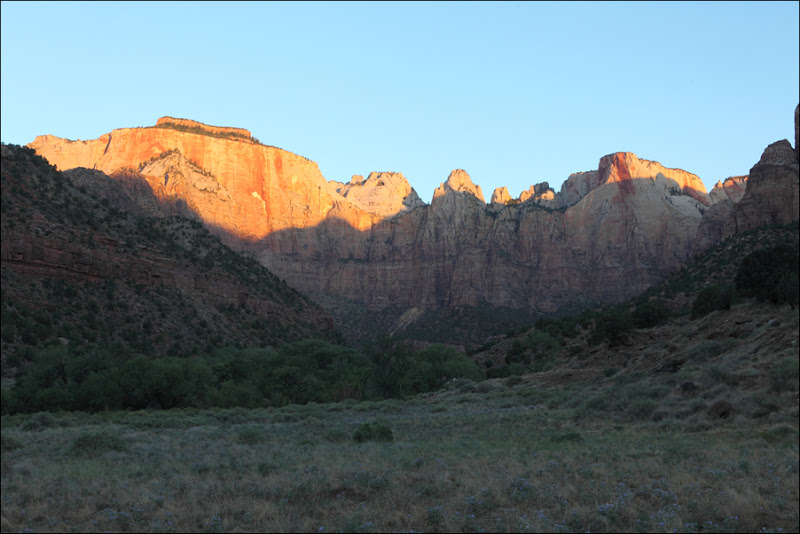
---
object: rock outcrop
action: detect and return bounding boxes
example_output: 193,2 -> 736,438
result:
519,183 -> 558,208
490,186 -> 512,205
697,105 -> 799,247
557,170 -> 602,206
595,152 -> 711,206
26,110 -> 797,316
156,116 -> 254,140
709,176 -> 748,205
29,120 -> 352,241
332,171 -> 425,218
732,139 -> 799,232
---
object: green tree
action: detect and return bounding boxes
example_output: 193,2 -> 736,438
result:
691,284 -> 735,319
735,244 -> 799,307
633,299 -> 671,328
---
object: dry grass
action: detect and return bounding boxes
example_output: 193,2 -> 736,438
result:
2,303 -> 797,533
1,384 -> 797,533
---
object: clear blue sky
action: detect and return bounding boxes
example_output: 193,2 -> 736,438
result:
2,1 -> 798,201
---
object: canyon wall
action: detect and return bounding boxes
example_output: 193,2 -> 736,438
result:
27,110 -> 798,314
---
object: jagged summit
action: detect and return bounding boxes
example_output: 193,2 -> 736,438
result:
333,171 -> 425,218
433,169 -> 485,202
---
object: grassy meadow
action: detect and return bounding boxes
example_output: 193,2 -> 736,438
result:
2,371 -> 797,534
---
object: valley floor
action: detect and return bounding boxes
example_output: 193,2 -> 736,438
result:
2,384 -> 797,533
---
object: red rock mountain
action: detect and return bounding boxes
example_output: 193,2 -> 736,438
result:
1,143 -> 336,357
27,109 -> 799,315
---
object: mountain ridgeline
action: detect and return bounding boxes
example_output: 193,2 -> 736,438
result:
26,109 -> 799,340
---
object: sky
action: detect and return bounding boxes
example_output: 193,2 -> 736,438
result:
1,1 -> 798,202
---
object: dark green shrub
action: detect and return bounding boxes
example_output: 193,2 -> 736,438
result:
749,390 -> 781,418
1,433 -> 23,452
68,431 -> 129,457
769,357 -> 800,392
324,428 -> 349,442
551,431 -> 583,442
735,244 -> 799,307
236,426 -> 266,445
21,411 -> 58,431
633,299 -> 671,328
505,330 -> 561,371
486,366 -> 511,379
257,462 -> 276,476
691,284 -> 735,319
353,421 -> 393,443
687,340 -> 729,362
475,381 -> 495,393
505,375 -> 523,387
626,399 -> 657,420
589,307 -> 634,346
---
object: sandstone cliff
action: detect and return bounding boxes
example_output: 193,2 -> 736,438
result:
697,105 -> 799,247
732,139 -> 799,232
332,172 -> 425,218
709,176 -> 748,205
29,118 -> 365,241
26,111 -> 796,317
490,186 -> 512,205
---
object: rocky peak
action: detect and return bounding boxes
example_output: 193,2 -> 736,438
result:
709,176 -> 748,205
557,170 -> 602,206
433,169 -> 485,203
336,171 -> 425,218
795,104 -> 799,163
25,108 -> 798,320
726,104 -> 799,234
597,152 -> 711,206
490,186 -> 512,205
755,139 -> 796,167
697,104 -> 799,247
519,182 -> 558,208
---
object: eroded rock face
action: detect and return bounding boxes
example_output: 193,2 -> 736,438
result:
490,186 -> 512,205
433,169 -> 485,202
27,113 -> 795,314
794,104 -> 800,163
595,152 -> 711,206
156,116 -> 253,139
709,176 -> 748,205
557,170 -> 601,206
732,140 -> 799,232
29,120 -> 348,241
519,182 -> 558,208
697,105 -> 799,247
334,171 -> 425,218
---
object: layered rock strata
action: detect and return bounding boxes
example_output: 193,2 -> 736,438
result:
0,143 -> 336,348
28,112 -> 797,314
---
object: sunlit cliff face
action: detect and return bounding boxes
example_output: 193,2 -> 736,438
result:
28,117 -> 715,243
27,116 -> 739,311
29,118 -> 434,242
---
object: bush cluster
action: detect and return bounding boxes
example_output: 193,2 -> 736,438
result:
735,244 -> 799,308
352,421 -> 393,443
691,284 -> 735,319
2,339 -> 483,414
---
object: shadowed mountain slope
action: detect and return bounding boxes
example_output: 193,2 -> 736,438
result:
1,144 -> 339,366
